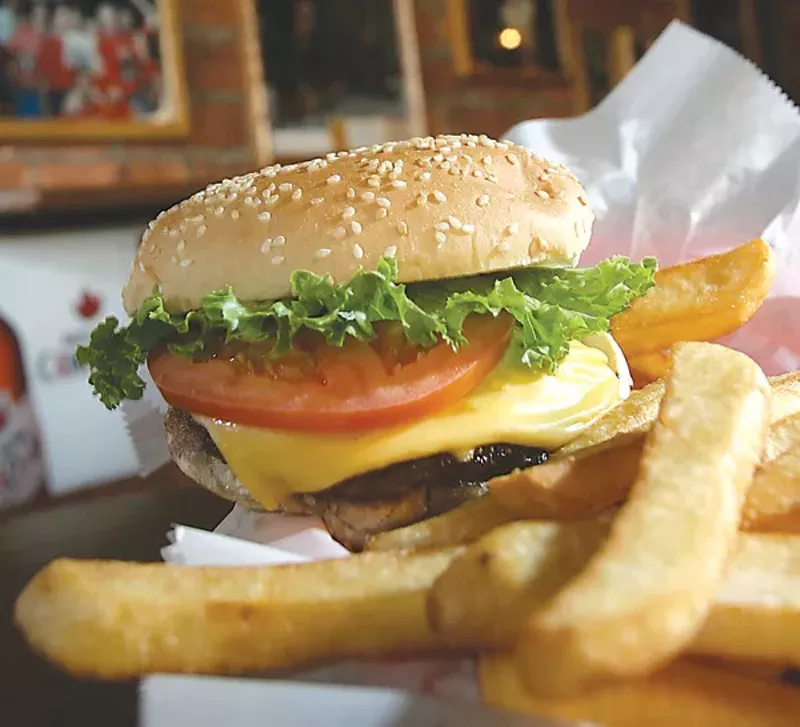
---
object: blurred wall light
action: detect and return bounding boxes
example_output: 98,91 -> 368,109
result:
498,26 -> 523,50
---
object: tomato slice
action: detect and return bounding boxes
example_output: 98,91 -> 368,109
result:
148,315 -> 512,433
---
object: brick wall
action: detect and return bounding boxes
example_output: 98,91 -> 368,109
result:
0,0 -> 266,207
414,0 -> 574,139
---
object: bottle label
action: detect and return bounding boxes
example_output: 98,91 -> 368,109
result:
0,392 -> 46,508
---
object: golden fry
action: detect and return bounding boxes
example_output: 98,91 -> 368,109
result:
494,376 -> 800,523
611,238 -> 776,356
431,519 -> 800,669
364,496 -> 519,552
690,533 -> 800,666
742,442 -> 800,534
556,378 -> 665,458
629,350 -> 670,388
14,548 -> 462,679
480,654 -> 800,727
489,438 -> 643,518
517,342 -> 771,696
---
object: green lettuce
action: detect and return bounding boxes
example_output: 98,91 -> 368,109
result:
76,256 -> 656,409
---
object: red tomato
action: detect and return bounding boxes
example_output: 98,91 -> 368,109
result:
148,315 -> 512,433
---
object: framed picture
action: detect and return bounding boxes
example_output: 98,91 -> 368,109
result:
256,0 -> 425,161
447,0 -> 563,79
0,0 -> 189,140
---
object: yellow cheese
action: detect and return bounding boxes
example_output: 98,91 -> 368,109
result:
200,340 -> 625,509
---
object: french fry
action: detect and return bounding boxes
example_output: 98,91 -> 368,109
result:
489,438 -> 643,519
610,238 -> 776,356
428,520 -> 608,646
430,519 -> 800,669
14,548 -> 463,679
628,350 -> 670,388
516,342 -> 771,696
480,654 -> 800,727
492,377 -> 800,523
556,378 -> 666,458
742,443 -> 800,534
364,495 -> 520,552
691,533 -> 800,667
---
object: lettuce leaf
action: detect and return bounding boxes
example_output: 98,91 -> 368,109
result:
76,256 -> 657,409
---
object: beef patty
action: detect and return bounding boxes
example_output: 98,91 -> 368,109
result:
164,408 -> 549,551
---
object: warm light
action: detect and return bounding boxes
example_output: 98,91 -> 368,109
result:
498,27 -> 522,50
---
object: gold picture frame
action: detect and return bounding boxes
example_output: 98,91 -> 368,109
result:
0,0 -> 189,140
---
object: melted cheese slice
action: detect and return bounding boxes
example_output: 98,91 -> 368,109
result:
200,337 -> 628,509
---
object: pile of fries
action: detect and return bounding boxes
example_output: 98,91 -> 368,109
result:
15,239 -> 800,726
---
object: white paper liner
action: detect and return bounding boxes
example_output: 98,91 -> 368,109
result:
135,20 -> 800,721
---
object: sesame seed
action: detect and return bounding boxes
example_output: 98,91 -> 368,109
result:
243,197 -> 256,206
506,154 -> 519,165
420,171 -> 432,181
138,261 -> 146,272
189,215 -> 204,223
272,255 -> 284,265
347,187 -> 356,199
179,258 -> 193,267
435,222 -> 450,232
435,231 -> 447,245
472,169 -> 484,178
361,191 -> 375,202
545,166 -> 558,174
231,210 -> 240,220
265,195 -> 279,206
351,221 -> 363,235
432,190 -> 447,203
376,208 -> 388,220
505,223 -> 519,236
279,182 -> 293,192
310,197 -> 324,206
416,193 -> 427,206
462,223 -> 475,234
536,190 -> 550,199
343,207 -> 356,219
397,220 -> 409,235
214,206 -> 225,216
353,243 -> 364,259
477,194 -> 490,207
376,197 -> 391,208
440,161 -> 451,171
384,245 -> 397,258
170,255 -> 178,264
447,216 -> 462,230
391,180 -> 407,189
332,226 -> 346,239
578,195 -> 588,206
197,225 -> 207,237
433,154 -> 444,163
486,173 -> 499,184
367,177 -> 381,188
327,174 -> 342,184
482,155 -> 493,165
177,240 -> 186,251
260,239 -> 271,254
315,248 -> 332,259
273,235 -> 286,246
291,188 -> 303,201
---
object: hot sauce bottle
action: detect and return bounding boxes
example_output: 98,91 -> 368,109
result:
0,317 -> 47,509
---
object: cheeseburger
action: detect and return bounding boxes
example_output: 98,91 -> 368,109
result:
78,134 -> 655,550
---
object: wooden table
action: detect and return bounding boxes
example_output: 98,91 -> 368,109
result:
0,466 -> 230,727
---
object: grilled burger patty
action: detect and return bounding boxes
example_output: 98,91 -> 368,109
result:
164,408 -> 548,551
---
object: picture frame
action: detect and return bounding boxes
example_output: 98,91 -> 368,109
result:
256,0 -> 425,162
0,0 -> 189,140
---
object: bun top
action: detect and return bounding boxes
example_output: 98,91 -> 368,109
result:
123,134 -> 594,314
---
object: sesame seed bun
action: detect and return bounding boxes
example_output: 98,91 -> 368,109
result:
123,134 -> 594,315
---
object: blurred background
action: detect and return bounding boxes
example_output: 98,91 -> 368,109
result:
0,1 -> 797,723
